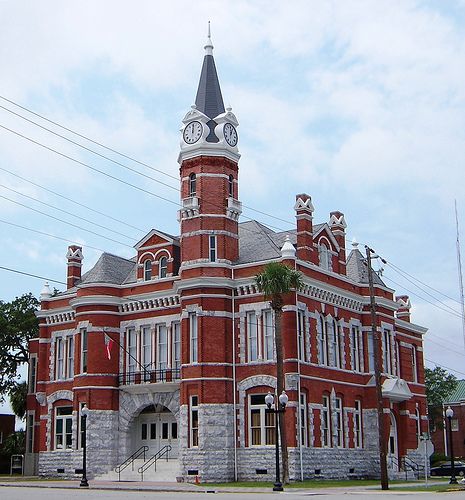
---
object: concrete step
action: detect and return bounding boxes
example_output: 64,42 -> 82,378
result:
95,458 -> 179,482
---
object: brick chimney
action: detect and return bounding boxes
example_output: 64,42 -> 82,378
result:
396,295 -> 411,322
329,211 -> 347,275
294,194 -> 314,262
66,245 -> 83,289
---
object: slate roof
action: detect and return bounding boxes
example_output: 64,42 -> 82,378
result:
195,54 -> 225,120
346,248 -> 386,286
80,253 -> 136,285
446,380 -> 465,403
65,222 -> 385,288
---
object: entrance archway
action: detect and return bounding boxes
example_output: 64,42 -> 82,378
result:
387,412 -> 398,470
132,404 -> 178,457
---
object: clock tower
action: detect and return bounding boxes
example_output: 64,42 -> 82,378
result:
177,26 -> 241,480
178,24 -> 241,270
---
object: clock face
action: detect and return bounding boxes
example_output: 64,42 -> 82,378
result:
183,121 -> 203,144
223,123 -> 238,147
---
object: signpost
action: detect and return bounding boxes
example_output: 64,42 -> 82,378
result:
420,433 -> 434,486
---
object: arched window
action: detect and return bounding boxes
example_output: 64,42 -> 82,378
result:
143,259 -> 152,281
189,173 -> 196,196
228,175 -> 234,197
159,256 -> 167,278
319,242 -> 331,271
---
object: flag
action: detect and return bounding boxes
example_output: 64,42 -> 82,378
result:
104,331 -> 114,360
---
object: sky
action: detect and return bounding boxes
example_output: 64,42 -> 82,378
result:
1,0 -> 465,416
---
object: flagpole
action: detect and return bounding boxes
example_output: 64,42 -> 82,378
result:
103,328 -> 150,376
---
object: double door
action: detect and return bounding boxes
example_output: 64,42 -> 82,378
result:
138,412 -> 178,458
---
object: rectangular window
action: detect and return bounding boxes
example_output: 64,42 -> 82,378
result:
141,326 -> 152,381
127,327 -> 137,374
351,325 -> 361,372
297,310 -> 306,362
189,313 -> 198,363
249,394 -> 275,446
321,396 -> 330,447
382,329 -> 393,374
367,331 -> 375,372
80,328 -> 88,374
190,396 -> 199,447
55,406 -> 73,450
141,423 -> 147,440
411,346 -> 418,383
330,320 -> 342,368
27,412 -> 34,453
66,336 -> 74,379
354,400 -> 363,448
28,356 -> 37,393
300,393 -> 307,447
209,235 -> 217,262
318,316 -> 328,366
157,325 -> 168,371
55,338 -> 64,380
247,312 -> 258,361
335,397 -> 344,447
263,310 -> 274,360
150,423 -> 156,440
451,418 -> 459,432
172,322 -> 181,370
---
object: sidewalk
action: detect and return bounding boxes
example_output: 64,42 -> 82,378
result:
0,477 -> 458,495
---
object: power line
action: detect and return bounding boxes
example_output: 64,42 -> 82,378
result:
0,193 -> 134,249
0,265 -> 66,285
0,95 -> 296,226
382,275 -> 462,319
0,123 -> 181,207
424,357 -> 465,378
0,183 -> 138,242
0,166 -> 147,233
386,261 -> 462,306
0,103 -> 180,193
0,218 -> 107,253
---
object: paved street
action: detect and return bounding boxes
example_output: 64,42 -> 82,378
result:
2,484 -> 465,499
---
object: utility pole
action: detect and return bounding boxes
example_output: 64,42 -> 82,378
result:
366,246 -> 389,490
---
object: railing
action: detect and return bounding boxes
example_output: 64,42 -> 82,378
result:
401,456 -> 422,479
138,445 -> 172,481
118,368 -> 181,386
115,445 -> 149,481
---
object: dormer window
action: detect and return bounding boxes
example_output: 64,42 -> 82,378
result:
143,259 -> 152,281
189,173 -> 196,197
228,175 -> 234,197
319,242 -> 332,271
159,256 -> 167,278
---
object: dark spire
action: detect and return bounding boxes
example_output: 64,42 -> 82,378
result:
195,22 -> 225,121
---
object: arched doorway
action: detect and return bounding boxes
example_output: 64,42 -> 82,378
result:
132,404 -> 178,457
387,412 -> 398,470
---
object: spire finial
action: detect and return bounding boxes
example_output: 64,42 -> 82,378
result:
205,21 -> 213,55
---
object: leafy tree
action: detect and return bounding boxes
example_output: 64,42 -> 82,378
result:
425,366 -> 458,407
425,366 -> 458,430
0,430 -> 25,457
0,293 -> 39,402
255,262 -> 303,484
8,381 -> 28,419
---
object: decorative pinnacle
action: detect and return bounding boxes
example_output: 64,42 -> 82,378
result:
204,21 -> 213,55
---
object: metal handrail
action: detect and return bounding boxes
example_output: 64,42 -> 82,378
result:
115,445 -> 149,481
118,368 -> 181,386
138,445 -> 172,481
402,456 -> 422,479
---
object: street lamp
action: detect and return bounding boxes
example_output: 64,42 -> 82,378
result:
265,390 -> 288,492
445,406 -> 457,484
80,404 -> 90,488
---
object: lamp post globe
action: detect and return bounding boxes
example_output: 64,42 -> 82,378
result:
445,406 -> 457,484
79,404 -> 90,488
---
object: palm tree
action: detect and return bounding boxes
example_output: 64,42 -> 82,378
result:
255,262 -> 303,484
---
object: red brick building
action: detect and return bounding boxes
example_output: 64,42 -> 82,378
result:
430,380 -> 465,459
26,32 -> 428,482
